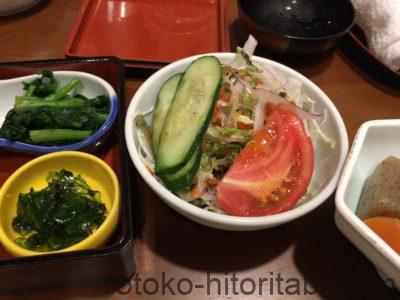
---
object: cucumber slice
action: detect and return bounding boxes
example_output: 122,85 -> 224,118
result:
156,56 -> 221,174
162,145 -> 201,192
152,73 -> 182,154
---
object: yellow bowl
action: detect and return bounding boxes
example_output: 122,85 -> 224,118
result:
0,151 -> 120,257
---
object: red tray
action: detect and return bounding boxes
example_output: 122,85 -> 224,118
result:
64,0 -> 230,69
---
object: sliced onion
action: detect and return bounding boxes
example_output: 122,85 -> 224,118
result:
219,112 -> 229,127
293,106 -> 323,120
201,191 -> 217,202
252,88 -> 323,120
303,120 -> 311,137
227,81 -> 242,127
243,34 -> 257,58
233,74 -> 252,91
229,35 -> 258,69
283,77 -> 302,102
283,77 -> 302,92
253,96 -> 267,131
252,88 -> 285,106
254,62 -> 285,91
134,118 -> 154,162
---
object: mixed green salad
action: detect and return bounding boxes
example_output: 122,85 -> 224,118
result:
0,70 -> 110,146
135,36 -> 335,216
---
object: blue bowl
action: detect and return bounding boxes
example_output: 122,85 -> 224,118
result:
0,70 -> 118,154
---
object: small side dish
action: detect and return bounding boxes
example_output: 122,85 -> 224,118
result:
0,70 -> 110,146
357,156 -> 400,255
135,36 -> 337,217
13,169 -> 107,252
335,120 -> 400,288
0,151 -> 120,257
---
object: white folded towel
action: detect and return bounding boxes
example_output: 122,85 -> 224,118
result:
352,0 -> 400,70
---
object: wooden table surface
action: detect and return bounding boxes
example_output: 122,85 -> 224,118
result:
1,1 -> 400,299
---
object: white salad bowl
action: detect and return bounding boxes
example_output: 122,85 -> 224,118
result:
125,53 -> 348,231
335,120 -> 400,289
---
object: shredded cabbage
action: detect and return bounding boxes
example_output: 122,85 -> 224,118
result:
310,118 -> 337,149
134,114 -> 155,172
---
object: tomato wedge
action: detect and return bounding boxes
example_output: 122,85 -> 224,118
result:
217,104 -> 314,216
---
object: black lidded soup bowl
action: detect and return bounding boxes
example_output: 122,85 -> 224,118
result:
237,0 -> 355,55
